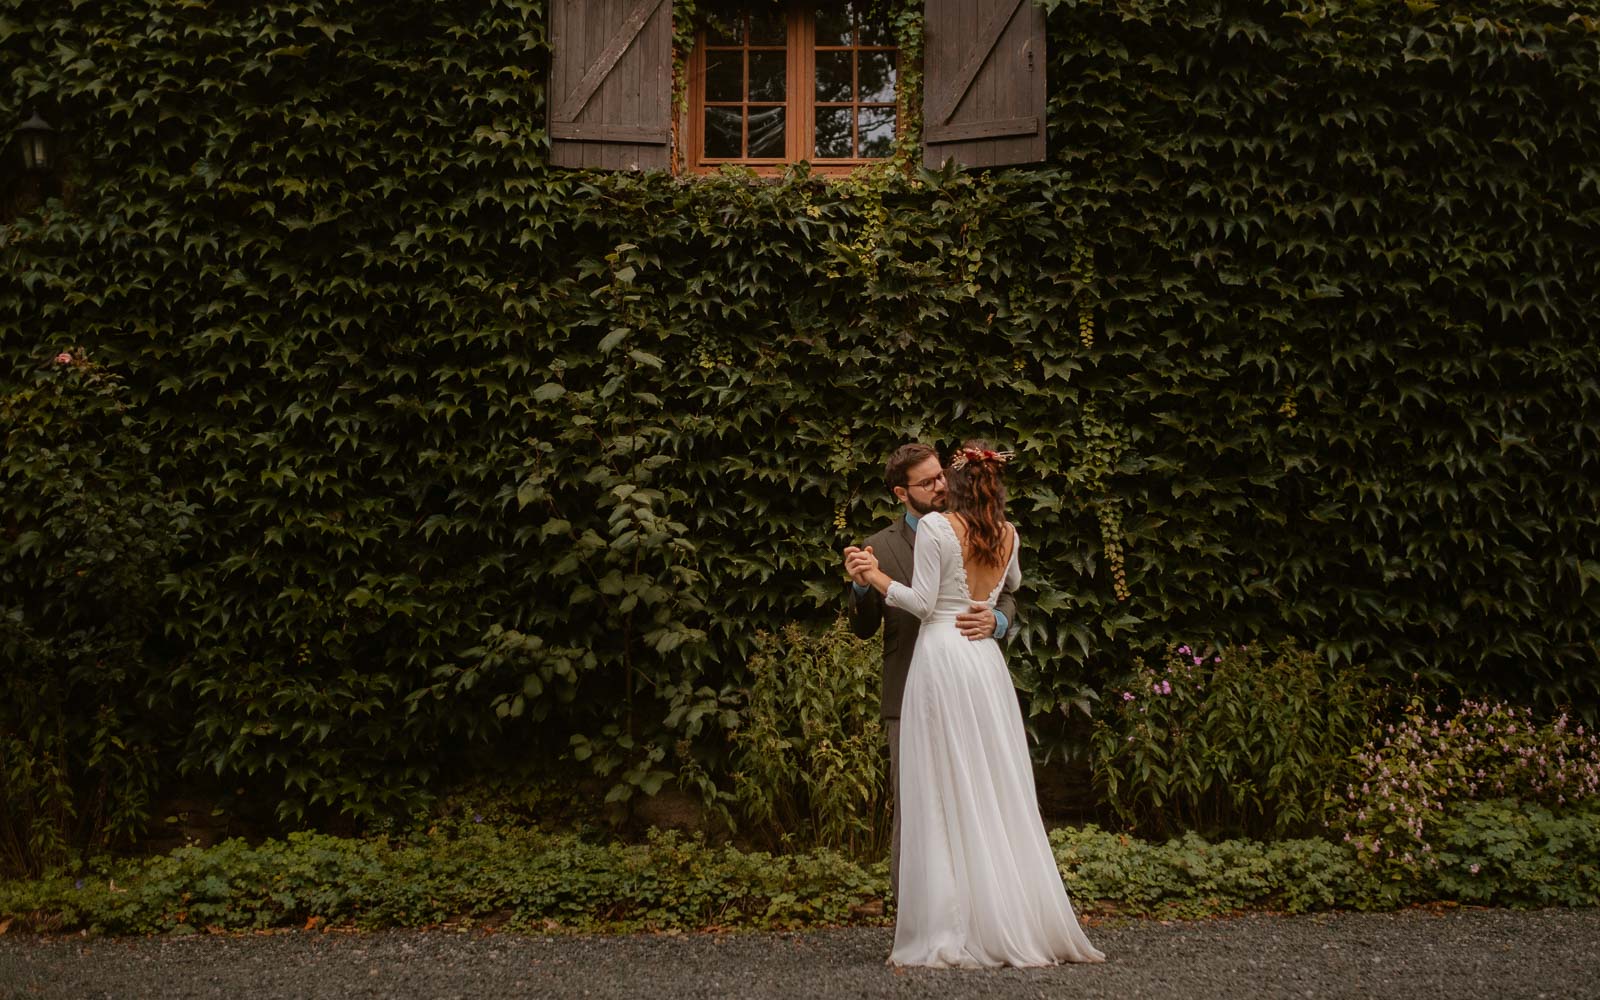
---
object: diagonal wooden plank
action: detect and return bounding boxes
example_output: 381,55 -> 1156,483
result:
554,0 -> 667,123
925,0 -> 1027,127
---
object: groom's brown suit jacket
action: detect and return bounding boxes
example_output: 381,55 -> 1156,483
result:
847,515 -> 1020,720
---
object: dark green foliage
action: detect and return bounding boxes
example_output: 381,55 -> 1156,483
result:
1089,642 -> 1383,840
2,0 -> 1599,832
0,351 -> 195,875
729,618 -> 888,855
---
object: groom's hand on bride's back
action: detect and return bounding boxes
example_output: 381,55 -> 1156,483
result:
955,603 -> 998,640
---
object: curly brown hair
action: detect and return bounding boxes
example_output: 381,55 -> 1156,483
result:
945,438 -> 1009,567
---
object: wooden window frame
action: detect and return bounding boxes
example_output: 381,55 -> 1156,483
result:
685,3 -> 902,176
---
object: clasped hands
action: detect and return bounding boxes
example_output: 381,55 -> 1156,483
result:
843,544 -> 997,641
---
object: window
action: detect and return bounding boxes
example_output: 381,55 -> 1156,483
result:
548,0 -> 1048,174
687,3 -> 901,173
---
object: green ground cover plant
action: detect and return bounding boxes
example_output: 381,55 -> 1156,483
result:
5,808 -> 1599,937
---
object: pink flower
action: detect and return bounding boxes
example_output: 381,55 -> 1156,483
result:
1192,656 -> 1203,666
1160,680 -> 1172,694
1178,645 -> 1191,654
1469,863 -> 1481,874
55,352 -> 72,364
1121,691 -> 1134,702
1213,656 -> 1220,663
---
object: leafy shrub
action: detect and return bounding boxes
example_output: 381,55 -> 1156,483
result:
725,618 -> 889,857
5,0 -> 1600,829
1050,826 -> 1379,917
1335,697 -> 1600,902
8,811 -> 1597,936
1430,798 -> 1600,908
1089,642 -> 1382,840
0,828 -> 888,936
0,350 -> 195,876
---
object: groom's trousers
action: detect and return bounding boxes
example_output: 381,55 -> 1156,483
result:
886,718 -> 901,900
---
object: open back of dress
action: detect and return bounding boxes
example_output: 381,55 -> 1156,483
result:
882,511 -> 1103,968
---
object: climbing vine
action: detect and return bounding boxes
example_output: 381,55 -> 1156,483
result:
2,0 -> 1599,838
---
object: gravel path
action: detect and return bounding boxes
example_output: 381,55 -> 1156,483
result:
3,908 -> 1597,999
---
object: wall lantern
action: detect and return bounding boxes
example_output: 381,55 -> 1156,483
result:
17,112 -> 56,173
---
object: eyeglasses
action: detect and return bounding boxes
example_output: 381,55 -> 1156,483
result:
907,471 -> 946,491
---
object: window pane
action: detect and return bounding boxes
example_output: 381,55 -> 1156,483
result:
705,51 -> 743,103
815,7 -> 851,46
705,106 -> 742,158
859,51 -> 896,104
857,9 -> 895,46
749,9 -> 785,45
748,106 -> 786,158
814,107 -> 852,158
706,15 -> 743,45
815,51 -> 853,103
748,50 -> 786,101
859,107 -> 895,158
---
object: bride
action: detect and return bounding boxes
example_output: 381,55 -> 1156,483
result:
850,441 -> 1105,969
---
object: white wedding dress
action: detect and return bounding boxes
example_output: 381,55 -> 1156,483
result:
885,511 -> 1104,968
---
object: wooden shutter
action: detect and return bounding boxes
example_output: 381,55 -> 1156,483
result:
921,0 -> 1047,169
549,0 -> 673,171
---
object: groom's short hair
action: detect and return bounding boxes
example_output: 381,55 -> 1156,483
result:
884,443 -> 938,492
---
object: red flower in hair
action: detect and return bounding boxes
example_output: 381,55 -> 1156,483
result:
949,447 -> 1015,470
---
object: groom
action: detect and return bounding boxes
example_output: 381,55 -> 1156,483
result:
843,442 -> 1020,898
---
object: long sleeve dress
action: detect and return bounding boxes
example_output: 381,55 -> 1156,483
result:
884,511 -> 1104,968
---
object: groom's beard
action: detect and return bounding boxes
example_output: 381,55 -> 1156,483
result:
907,493 -> 945,517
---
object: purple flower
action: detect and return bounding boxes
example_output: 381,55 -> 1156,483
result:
1178,645 -> 1191,654
473,813 -> 484,824
1192,656 -> 1203,666
1121,691 -> 1134,702
1161,680 -> 1172,694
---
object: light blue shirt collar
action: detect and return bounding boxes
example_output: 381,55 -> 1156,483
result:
905,510 -> 922,532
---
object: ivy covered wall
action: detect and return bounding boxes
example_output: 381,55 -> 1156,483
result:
3,0 -> 1600,829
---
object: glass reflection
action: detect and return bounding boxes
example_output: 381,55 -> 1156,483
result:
815,6 -> 851,46
706,15 -> 743,46
748,106 -> 786,157
750,9 -> 785,45
748,51 -> 786,101
815,51 -> 853,103
814,107 -> 853,158
858,107 -> 895,158
859,51 -> 896,103
858,8 -> 895,46
705,107 -> 742,158
705,51 -> 743,103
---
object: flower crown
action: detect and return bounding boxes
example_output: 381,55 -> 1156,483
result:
948,446 -> 1015,471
